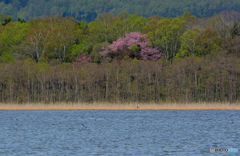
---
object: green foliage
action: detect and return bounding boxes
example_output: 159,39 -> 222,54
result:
0,22 -> 30,56
71,42 -> 91,57
0,14 -> 12,26
194,28 -> 222,56
0,52 -> 15,63
123,55 -> 130,61
17,17 -> 26,23
1,0 -> 240,22
0,12 -> 236,64
129,44 -> 139,52
124,14 -> 147,32
154,17 -> 186,61
0,12 -> 240,104
91,42 -> 109,63
87,13 -> 147,44
24,16 -> 78,62
176,27 -> 200,58
231,22 -> 240,39
78,21 -> 88,29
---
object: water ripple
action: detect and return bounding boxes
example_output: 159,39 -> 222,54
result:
0,110 -> 239,155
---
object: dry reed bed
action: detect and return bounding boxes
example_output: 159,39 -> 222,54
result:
0,103 -> 240,110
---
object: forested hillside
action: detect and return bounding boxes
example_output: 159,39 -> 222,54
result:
0,11 -> 240,104
0,0 -> 240,22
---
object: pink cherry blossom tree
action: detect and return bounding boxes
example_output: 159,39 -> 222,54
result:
102,32 -> 162,61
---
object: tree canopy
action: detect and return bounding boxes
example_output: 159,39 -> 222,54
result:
0,0 -> 240,22
0,11 -> 240,104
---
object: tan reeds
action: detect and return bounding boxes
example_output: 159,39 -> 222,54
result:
0,102 -> 240,110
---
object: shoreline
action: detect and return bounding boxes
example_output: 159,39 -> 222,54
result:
0,103 -> 240,110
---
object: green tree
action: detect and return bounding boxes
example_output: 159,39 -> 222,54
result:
0,21 -> 30,59
25,16 -> 78,62
195,28 -> 222,56
176,27 -> 200,58
154,17 -> 186,61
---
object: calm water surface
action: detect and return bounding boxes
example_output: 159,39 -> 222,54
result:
0,110 -> 239,155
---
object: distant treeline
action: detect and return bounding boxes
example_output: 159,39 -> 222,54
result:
0,11 -> 240,103
0,56 -> 239,103
0,0 -> 240,22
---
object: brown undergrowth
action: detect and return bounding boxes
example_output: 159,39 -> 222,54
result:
0,102 -> 240,110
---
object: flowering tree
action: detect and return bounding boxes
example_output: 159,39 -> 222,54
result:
102,32 -> 162,61
73,53 -> 92,65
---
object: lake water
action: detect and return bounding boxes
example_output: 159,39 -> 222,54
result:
0,110 -> 239,155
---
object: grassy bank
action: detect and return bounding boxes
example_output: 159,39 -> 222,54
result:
0,103 -> 240,110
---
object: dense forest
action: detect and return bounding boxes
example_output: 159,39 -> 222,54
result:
0,0 -> 240,22
0,11 -> 240,104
